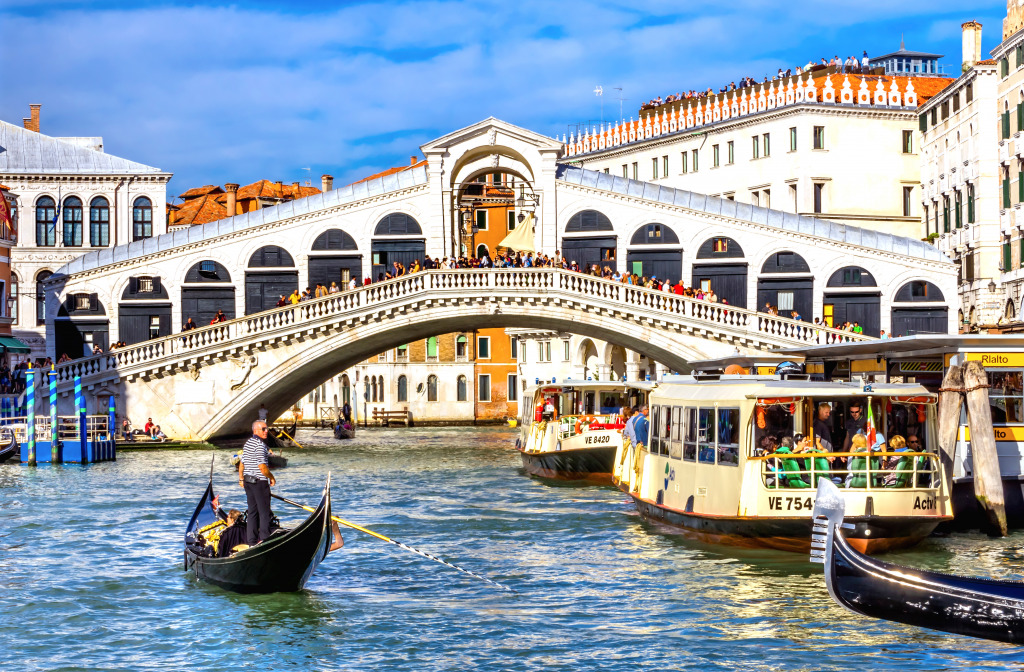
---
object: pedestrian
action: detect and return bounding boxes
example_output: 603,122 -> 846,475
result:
239,420 -> 276,546
258,403 -> 268,422
182,317 -> 197,331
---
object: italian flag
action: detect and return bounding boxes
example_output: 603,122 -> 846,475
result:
865,398 -> 877,448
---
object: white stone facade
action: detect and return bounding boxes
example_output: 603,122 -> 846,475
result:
0,120 -> 170,358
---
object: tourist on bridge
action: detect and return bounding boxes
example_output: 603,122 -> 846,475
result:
240,420 -> 276,546
211,310 -> 227,324
182,317 -> 197,331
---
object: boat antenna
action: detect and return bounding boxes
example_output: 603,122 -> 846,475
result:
209,453 -> 215,484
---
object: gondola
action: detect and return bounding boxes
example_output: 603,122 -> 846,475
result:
183,468 -> 333,593
334,420 -> 356,440
0,427 -> 18,463
230,451 -> 287,470
810,478 -> 1024,644
268,421 -> 300,449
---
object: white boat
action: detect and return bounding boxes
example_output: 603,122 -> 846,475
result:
615,371 -> 951,553
516,380 -> 651,482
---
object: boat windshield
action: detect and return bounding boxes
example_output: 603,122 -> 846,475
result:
752,396 -> 938,490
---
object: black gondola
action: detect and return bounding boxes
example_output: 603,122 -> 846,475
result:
0,427 -> 18,463
810,478 -> 1024,645
334,421 -> 355,440
183,470 -> 333,593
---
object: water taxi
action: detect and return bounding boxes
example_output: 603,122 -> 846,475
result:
517,380 -> 650,481
614,371 -> 951,553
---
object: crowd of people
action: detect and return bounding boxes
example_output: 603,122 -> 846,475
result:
640,52 -> 871,111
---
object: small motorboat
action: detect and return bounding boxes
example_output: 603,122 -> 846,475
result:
334,421 -> 356,440
184,469 -> 334,593
810,478 -> 1024,644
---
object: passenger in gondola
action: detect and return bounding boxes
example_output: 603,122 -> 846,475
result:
217,509 -> 248,557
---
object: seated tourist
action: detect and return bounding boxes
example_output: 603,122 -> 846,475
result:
217,509 -> 248,557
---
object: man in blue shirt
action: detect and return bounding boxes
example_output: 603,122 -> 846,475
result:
633,405 -> 650,449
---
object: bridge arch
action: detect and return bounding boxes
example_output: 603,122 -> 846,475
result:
372,213 -> 425,280
822,265 -> 881,336
563,209 -> 616,272
626,222 -> 683,282
450,145 -> 537,186
692,235 -> 747,308
757,250 -> 813,320
55,289 -> 108,359
245,245 -> 298,314
181,260 -> 235,326
308,228 -> 361,291
891,279 -> 948,336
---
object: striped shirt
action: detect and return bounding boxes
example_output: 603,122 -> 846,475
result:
241,435 -> 269,480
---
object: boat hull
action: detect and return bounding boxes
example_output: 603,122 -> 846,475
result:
334,427 -> 355,440
518,446 -> 617,482
826,523 -> 1024,644
184,480 -> 332,593
631,494 -> 943,554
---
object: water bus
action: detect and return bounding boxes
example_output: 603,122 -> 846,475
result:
517,380 -> 650,481
614,370 -> 951,553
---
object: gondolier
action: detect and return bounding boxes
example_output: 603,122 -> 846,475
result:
240,420 -> 276,546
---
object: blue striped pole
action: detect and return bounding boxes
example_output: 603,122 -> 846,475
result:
75,376 -> 86,463
26,366 -> 35,466
49,367 -> 58,463
107,395 -> 116,441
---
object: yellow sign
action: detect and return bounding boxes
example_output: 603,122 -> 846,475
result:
757,367 -> 777,375
851,358 -> 885,373
805,362 -> 824,374
964,352 -> 1024,367
960,426 -> 1024,442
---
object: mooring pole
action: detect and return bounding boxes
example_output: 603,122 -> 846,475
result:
26,365 -> 35,466
937,364 -> 963,499
49,367 -> 59,463
963,360 -> 1007,536
75,376 -> 87,464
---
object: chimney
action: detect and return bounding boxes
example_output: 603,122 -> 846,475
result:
23,118 -> 31,130
962,21 -> 983,72
225,183 -> 239,216
168,206 -> 177,227
28,104 -> 40,133
292,181 -> 300,193
321,174 -> 334,191
410,155 -> 418,166
274,180 -> 283,199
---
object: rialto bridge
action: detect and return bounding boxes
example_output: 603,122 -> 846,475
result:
42,118 -> 957,439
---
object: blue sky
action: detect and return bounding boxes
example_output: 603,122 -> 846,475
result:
0,0 -> 1009,199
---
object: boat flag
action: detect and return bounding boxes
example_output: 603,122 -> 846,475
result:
865,397 -> 876,449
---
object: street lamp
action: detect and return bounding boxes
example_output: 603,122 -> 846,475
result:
516,183 -> 538,224
989,279 -> 997,294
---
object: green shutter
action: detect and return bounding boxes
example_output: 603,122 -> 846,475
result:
1019,173 -> 1024,204
1005,178 -> 1012,209
1003,57 -> 1010,78
1020,238 -> 1024,269
426,336 -> 438,358
1003,112 -> 1011,140
1018,103 -> 1024,132
943,201 -> 950,233
955,194 -> 963,228
919,114 -> 927,132
1004,242 -> 1012,271
968,188 -> 975,223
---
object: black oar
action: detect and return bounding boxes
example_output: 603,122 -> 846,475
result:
271,492 -> 513,593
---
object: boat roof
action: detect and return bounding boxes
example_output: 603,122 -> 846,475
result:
688,354 -> 803,370
652,376 -> 934,402
523,379 -> 655,396
775,334 -> 1024,361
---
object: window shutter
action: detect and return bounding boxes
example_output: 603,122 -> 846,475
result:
919,114 -> 927,132
1018,103 -> 1023,132
89,294 -> 98,312
129,277 -> 138,295
1004,243 -> 1012,271
152,277 -> 162,295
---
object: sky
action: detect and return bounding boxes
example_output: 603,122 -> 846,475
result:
0,0 -> 1010,200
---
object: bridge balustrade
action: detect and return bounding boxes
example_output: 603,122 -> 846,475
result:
55,268 -> 869,385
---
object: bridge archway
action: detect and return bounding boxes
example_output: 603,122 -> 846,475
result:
119,275 -> 171,345
758,251 -> 812,320
891,280 -> 948,336
55,291 -> 107,359
563,209 -> 616,272
182,261 -> 234,326
824,266 -> 880,335
693,236 -> 746,308
626,223 -> 682,281
246,246 -> 297,314
309,228 -> 361,290
372,214 -> 424,279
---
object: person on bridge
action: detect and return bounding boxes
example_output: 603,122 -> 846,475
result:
240,420 -> 276,546
182,317 -> 197,332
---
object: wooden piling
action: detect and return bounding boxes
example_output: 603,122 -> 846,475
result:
963,360 -> 1007,537
936,364 -> 963,498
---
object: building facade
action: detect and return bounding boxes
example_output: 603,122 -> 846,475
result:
0,108 -> 170,358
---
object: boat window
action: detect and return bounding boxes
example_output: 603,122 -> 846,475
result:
718,408 -> 740,466
697,408 -> 716,464
988,370 -> 1024,423
660,405 -> 672,456
669,406 -> 682,460
651,405 -> 662,454
683,407 -> 697,461
753,399 -> 796,456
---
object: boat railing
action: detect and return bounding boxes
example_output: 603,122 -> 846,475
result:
554,415 -> 625,439
751,450 -> 941,490
0,414 -> 110,442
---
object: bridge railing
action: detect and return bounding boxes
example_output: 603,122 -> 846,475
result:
54,268 -> 869,384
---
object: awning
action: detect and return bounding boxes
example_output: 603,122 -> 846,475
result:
497,213 -> 535,252
0,336 -> 30,353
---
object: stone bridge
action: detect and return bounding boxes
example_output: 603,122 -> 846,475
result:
51,268 -> 867,440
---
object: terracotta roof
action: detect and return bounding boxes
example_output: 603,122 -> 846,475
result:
812,72 -> 952,107
179,185 -> 223,200
352,160 -> 428,185
170,194 -> 227,227
977,59 -> 996,65
235,179 -> 283,201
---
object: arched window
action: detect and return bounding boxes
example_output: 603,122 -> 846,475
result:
456,335 -> 468,359
457,375 -> 468,402
476,244 -> 489,258
36,196 -> 56,247
629,223 -> 680,245
36,270 -> 52,325
62,197 -> 83,246
90,197 -> 110,247
248,246 -> 295,267
565,210 -> 613,232
378,376 -> 385,402
133,197 -> 153,240
427,375 -> 438,402
9,273 -> 17,325
374,213 -> 422,236
397,375 -> 408,402
311,229 -> 358,250
371,376 -> 379,402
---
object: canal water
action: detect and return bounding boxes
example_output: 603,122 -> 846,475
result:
1,426 -> 1023,671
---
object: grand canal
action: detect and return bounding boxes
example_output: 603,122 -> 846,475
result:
1,426 -> 1023,670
